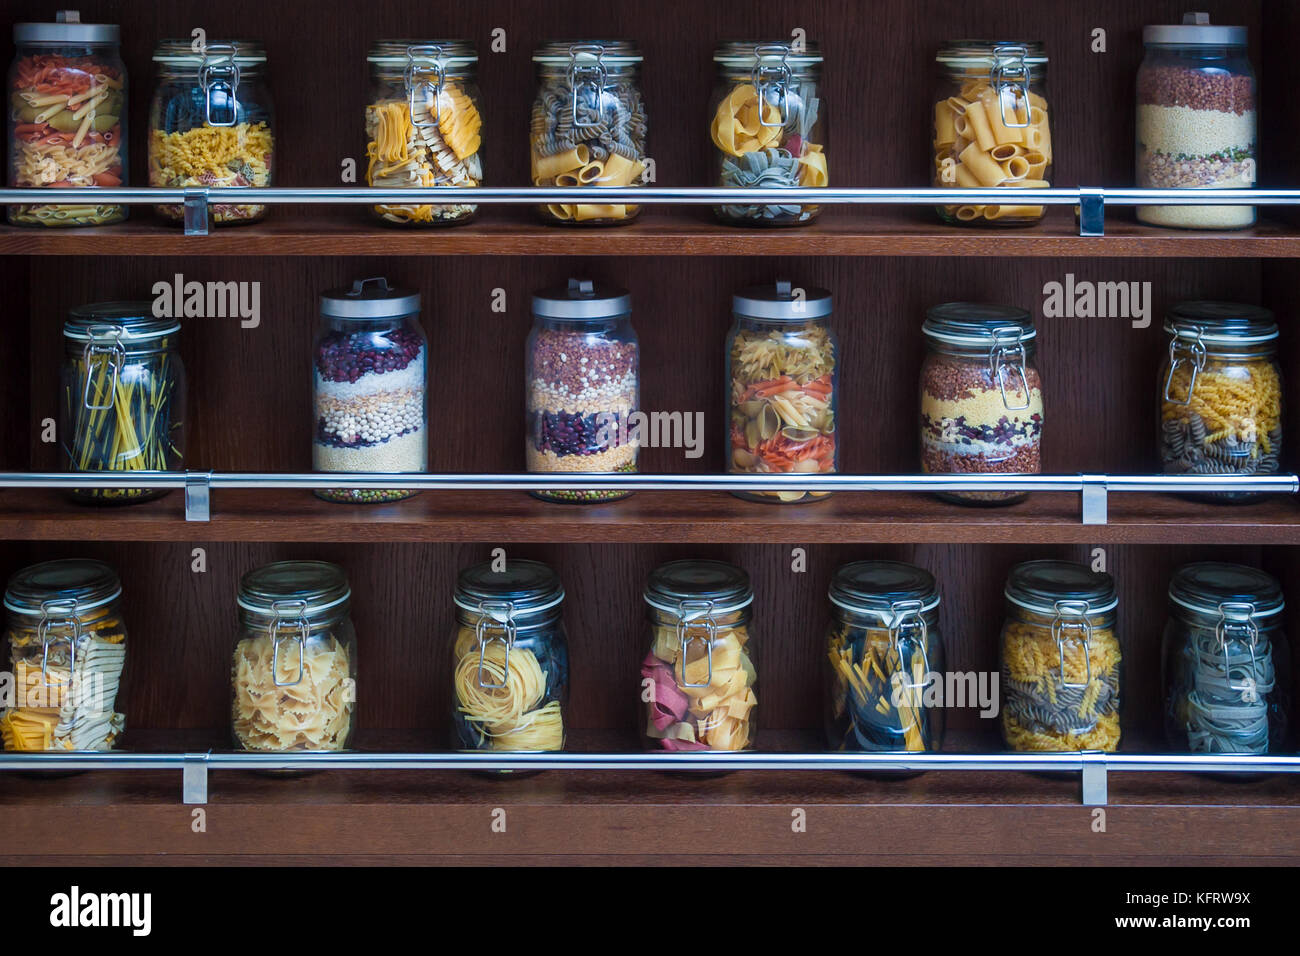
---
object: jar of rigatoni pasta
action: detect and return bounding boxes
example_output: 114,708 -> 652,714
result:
932,41 -> 1051,226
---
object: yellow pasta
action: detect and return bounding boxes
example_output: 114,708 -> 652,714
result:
601,151 -> 644,187
533,145 -> 589,181
958,141 -> 1007,186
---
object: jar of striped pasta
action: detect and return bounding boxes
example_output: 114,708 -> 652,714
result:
365,40 -> 482,226
932,41 -> 1051,226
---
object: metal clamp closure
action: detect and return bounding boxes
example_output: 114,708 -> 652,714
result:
38,598 -> 80,688
989,326 -> 1031,411
675,599 -> 717,689
475,600 -> 517,689
199,42 -> 241,127
990,44 -> 1031,129
269,599 -> 308,687
1164,327 -> 1207,405
567,43 -> 608,129
1215,601 -> 1260,696
751,43 -> 792,127
1052,600 -> 1093,689
888,599 -> 931,690
81,324 -> 126,411
405,44 -> 445,130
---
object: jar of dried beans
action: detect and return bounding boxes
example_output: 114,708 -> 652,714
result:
1137,14 -> 1255,229
920,302 -> 1043,505
526,278 -> 639,503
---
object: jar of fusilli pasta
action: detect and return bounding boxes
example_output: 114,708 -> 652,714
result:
232,561 -> 356,752
933,41 -> 1051,226
149,39 -> 274,225
530,41 -> 647,225
1160,301 -> 1281,502
452,559 -> 568,753
366,40 -> 482,226
1001,560 -> 1121,752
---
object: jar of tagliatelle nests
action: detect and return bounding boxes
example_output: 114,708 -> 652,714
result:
1001,560 -> 1121,752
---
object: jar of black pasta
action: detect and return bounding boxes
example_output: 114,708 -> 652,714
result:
1159,301 -> 1281,502
1163,562 -> 1289,756
530,40 -> 646,225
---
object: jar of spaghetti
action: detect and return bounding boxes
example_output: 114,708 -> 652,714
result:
1164,562 -> 1289,755
641,559 -> 755,752
232,561 -> 356,752
727,280 -> 837,503
710,41 -> 826,225
1,559 -> 127,751
149,39 -> 273,225
825,561 -> 944,753
932,41 -> 1050,225
452,559 -> 568,752
1001,560 -> 1121,752
8,11 -> 127,226
1159,301 -> 1281,502
366,40 -> 482,226
530,40 -> 647,225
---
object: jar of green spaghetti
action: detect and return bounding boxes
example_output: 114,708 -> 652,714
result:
60,302 -> 186,504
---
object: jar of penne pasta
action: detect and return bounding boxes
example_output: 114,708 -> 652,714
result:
366,40 -> 482,226
7,11 -> 128,227
1159,302 -> 1281,502
452,559 -> 568,754
232,561 -> 356,753
149,39 -> 274,226
710,41 -> 826,226
933,41 -> 1051,226
530,41 -> 647,225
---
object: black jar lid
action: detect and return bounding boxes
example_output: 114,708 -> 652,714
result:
237,560 -> 351,619
1169,562 -> 1284,620
733,279 -> 832,321
320,277 -> 420,320
644,559 -> 753,615
455,559 -> 565,618
532,278 -> 631,321
15,11 -> 119,44
1005,560 -> 1117,615
828,560 -> 940,616
1165,301 -> 1277,345
4,559 -> 121,616
923,302 -> 1036,347
64,302 -> 179,343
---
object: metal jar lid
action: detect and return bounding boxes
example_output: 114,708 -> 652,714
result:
733,279 -> 832,320
713,40 -> 823,69
236,560 -> 352,620
64,302 -> 180,344
532,40 -> 642,67
936,40 -> 1048,69
368,39 -> 477,68
1144,13 -> 1247,47
923,302 -> 1036,347
15,11 -> 120,44
152,38 -> 267,66
1164,301 -> 1277,346
532,278 -> 631,320
1005,560 -> 1117,615
321,277 -> 421,320
5,559 -> 122,615
828,560 -> 940,618
1169,562 -> 1284,621
644,559 -> 753,616
454,559 -> 566,624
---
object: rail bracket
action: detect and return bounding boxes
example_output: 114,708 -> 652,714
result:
185,472 -> 212,522
1081,474 -> 1108,525
1078,187 -> 1105,237
182,753 -> 208,805
1081,753 -> 1108,806
183,189 -> 211,236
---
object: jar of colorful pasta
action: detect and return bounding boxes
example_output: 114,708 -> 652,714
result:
530,41 -> 647,225
366,40 -> 482,226
1160,302 -> 1281,501
920,303 -> 1043,505
1,559 -> 127,752
452,559 -> 568,753
149,39 -> 273,225
7,11 -> 127,226
1164,562 -> 1289,755
1001,560 -> 1121,752
933,41 -> 1050,225
825,561 -> 944,753
642,559 -> 755,752
710,41 -> 826,226
727,280 -> 836,503
232,561 -> 356,752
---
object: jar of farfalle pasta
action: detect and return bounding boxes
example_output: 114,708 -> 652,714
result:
530,41 -> 647,225
452,559 -> 568,753
232,561 -> 356,753
932,41 -> 1051,226
1000,560 -> 1121,753
641,559 -> 756,753
366,40 -> 482,226
149,39 -> 274,225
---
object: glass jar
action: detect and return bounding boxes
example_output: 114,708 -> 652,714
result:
1,559 -> 127,751
825,561 -> 944,753
60,302 -> 186,504
642,559 -> 755,752
1164,562 -> 1289,754
149,39 -> 274,225
232,560 -> 356,752
7,11 -> 127,226
452,559 -> 568,752
710,41 -> 826,226
366,40 -> 482,226
921,303 -> 1043,505
933,41 -> 1050,226
530,41 -> 647,225
526,278 -> 638,503
1159,302 -> 1280,502
1137,14 -> 1255,229
727,280 -> 836,503
1001,560 -> 1121,752
313,278 -> 427,504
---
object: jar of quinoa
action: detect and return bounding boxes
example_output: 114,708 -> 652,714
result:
920,302 -> 1043,505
